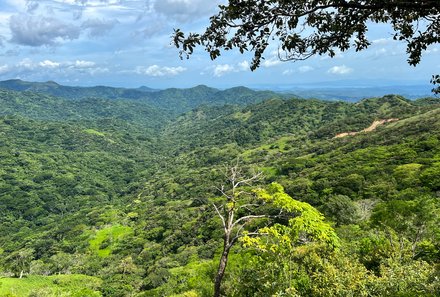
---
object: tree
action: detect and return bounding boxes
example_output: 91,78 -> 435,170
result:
173,0 -> 440,93
211,163 -> 338,297
431,75 -> 440,94
5,248 -> 35,278
370,197 -> 440,256
321,194 -> 361,226
211,164 -> 264,297
240,182 -> 339,295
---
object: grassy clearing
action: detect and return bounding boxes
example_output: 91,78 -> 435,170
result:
0,274 -> 102,296
89,225 -> 133,257
82,129 -> 105,137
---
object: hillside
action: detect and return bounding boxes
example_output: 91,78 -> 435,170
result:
0,86 -> 439,296
161,95 -> 436,159
0,88 -> 171,132
0,79 -> 286,116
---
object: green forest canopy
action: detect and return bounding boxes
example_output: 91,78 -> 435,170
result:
0,85 -> 439,296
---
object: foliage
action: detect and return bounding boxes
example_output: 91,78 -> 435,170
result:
431,74 -> 440,94
0,84 -> 439,295
174,0 -> 440,88
237,183 -> 338,295
4,248 -> 35,278
243,182 -> 339,249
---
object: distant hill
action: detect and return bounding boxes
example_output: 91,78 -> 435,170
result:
0,88 -> 170,131
279,85 -> 433,101
0,79 -> 287,115
0,79 -> 151,100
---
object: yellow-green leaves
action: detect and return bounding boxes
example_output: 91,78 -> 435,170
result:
244,182 -> 339,253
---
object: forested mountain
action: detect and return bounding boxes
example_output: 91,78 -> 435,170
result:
0,83 -> 439,296
0,89 -> 171,132
0,80 -> 286,115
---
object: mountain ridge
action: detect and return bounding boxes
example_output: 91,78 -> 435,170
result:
0,79 -> 287,115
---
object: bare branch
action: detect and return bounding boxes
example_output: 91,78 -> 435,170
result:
212,163 -> 267,297
234,172 -> 262,188
215,185 -> 231,200
232,214 -> 267,229
213,203 -> 226,231
238,203 -> 262,212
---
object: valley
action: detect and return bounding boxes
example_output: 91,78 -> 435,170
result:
0,80 -> 439,296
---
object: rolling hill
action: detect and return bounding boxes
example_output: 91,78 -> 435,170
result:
0,79 -> 286,116
0,83 -> 439,296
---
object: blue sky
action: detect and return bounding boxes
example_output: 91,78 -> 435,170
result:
0,0 -> 439,89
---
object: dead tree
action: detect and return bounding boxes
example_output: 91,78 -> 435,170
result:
212,163 -> 264,297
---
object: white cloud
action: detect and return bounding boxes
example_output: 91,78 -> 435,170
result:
0,64 -> 9,74
282,65 -> 314,75
87,67 -> 109,75
213,64 -> 235,77
17,58 -> 36,70
20,59 -> 98,70
237,60 -> 250,71
262,57 -> 282,68
8,58 -> 105,77
371,47 -> 389,59
74,60 -> 95,68
328,65 -> 353,75
208,61 -> 250,77
39,60 -> 60,68
372,37 -> 393,45
26,1 -> 39,13
299,65 -> 314,73
136,65 -> 187,77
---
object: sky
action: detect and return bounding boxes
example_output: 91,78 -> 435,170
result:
0,0 -> 439,89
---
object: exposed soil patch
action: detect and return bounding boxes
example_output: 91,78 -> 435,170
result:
334,118 -> 399,138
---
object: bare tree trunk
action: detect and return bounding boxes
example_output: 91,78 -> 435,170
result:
19,269 -> 24,279
214,241 -> 232,297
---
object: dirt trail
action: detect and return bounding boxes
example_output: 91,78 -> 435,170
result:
334,118 -> 399,138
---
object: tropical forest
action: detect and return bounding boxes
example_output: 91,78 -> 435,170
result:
1,0 -> 440,296
0,78 -> 439,296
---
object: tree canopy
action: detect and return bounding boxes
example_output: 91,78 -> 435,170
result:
173,0 -> 440,93
0,85 -> 439,295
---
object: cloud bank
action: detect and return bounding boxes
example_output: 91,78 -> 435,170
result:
9,14 -> 80,46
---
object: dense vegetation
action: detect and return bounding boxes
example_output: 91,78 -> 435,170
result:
0,81 -> 439,296
0,80 -> 286,116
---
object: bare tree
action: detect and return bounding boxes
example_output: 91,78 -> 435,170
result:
212,163 -> 264,297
